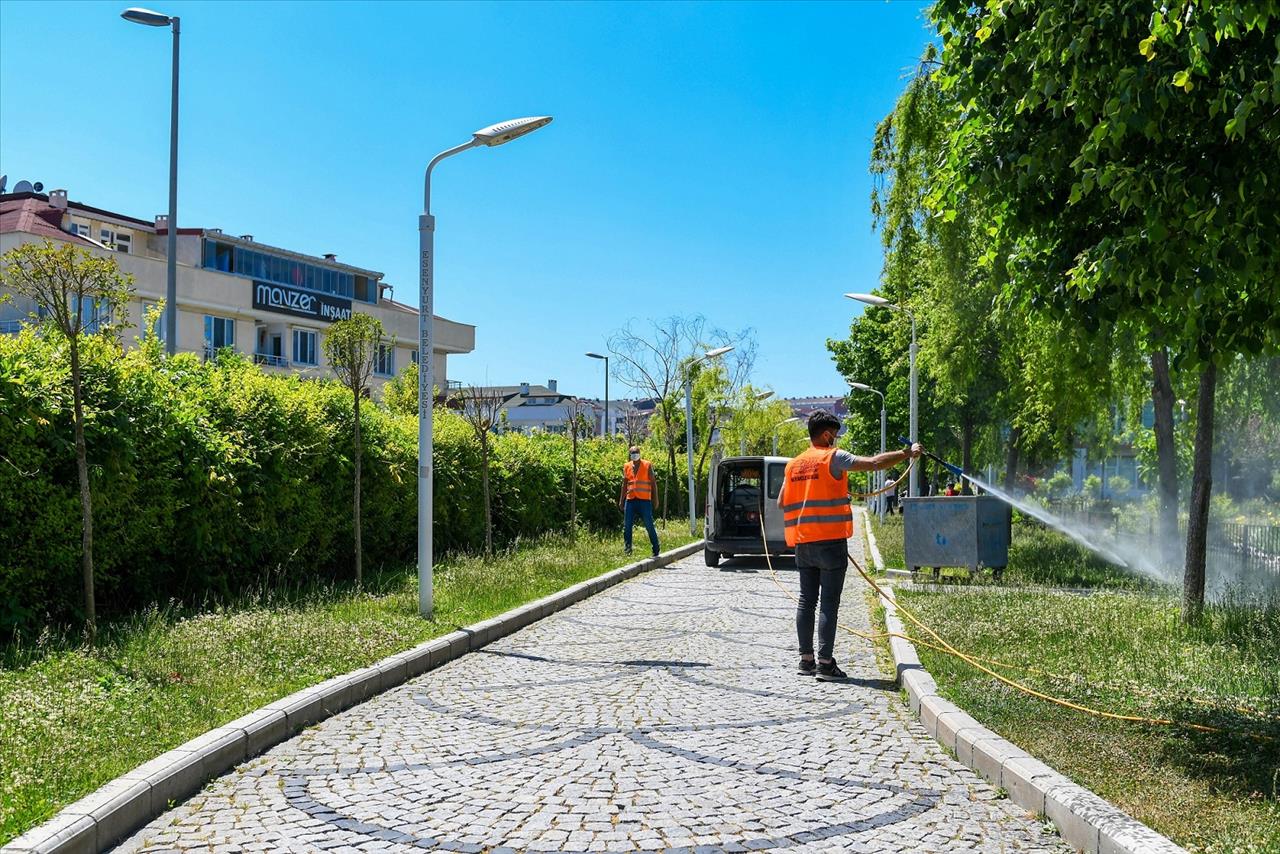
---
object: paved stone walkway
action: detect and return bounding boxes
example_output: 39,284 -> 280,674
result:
117,523 -> 1065,853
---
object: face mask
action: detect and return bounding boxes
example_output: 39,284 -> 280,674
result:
630,452 -> 641,461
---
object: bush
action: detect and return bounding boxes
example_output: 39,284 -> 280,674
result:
0,331 -> 637,635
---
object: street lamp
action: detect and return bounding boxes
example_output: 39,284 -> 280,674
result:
846,293 -> 917,497
417,115 -> 552,617
685,346 -> 733,536
121,7 -> 180,355
586,352 -> 609,437
739,390 -> 774,454
772,416 -> 801,455
849,381 -> 887,521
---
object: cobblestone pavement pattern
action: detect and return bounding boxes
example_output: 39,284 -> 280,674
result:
118,522 -> 1067,853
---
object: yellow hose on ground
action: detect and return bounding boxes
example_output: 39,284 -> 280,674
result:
756,509 -> 1274,741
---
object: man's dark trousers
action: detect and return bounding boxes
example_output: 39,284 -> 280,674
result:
795,539 -> 848,660
624,498 -> 660,556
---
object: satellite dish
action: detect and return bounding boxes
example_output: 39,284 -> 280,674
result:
32,182 -> 43,192
0,175 -> 7,193
13,180 -> 33,193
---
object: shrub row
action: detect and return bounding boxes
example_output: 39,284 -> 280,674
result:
0,331 -> 689,635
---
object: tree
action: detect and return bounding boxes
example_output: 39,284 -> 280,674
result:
0,240 -> 134,639
456,384 -> 506,556
609,315 -> 754,518
382,361 -> 419,417
323,313 -> 384,587
563,397 -> 593,538
931,0 -> 1280,617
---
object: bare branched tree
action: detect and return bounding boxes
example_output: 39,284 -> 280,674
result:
1,240 -> 134,640
621,406 -> 651,447
563,396 -> 591,538
457,385 -> 507,556
323,313 -> 385,588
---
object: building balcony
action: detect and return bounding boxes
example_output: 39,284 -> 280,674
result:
253,352 -> 290,368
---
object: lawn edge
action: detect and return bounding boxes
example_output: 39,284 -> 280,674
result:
4,540 -> 705,854
864,512 -> 1186,854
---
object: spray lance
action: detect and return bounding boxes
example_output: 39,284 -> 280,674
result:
897,435 -> 964,483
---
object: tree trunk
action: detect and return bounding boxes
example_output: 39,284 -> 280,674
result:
665,422 -> 677,522
570,425 -> 578,539
1150,348 -> 1180,571
960,415 -> 974,475
353,390 -> 363,588
1182,362 -> 1217,622
481,441 -> 492,556
1003,425 -> 1022,491
70,339 -> 96,641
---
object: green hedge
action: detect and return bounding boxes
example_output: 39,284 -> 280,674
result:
0,331 -> 686,635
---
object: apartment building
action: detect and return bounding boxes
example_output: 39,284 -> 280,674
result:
0,189 -> 474,388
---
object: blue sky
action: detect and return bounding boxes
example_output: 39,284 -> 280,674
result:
0,0 -> 934,397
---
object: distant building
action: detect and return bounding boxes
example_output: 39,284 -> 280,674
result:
453,380 -> 604,435
0,188 -> 475,388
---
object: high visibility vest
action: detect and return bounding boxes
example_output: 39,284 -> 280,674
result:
624,459 -> 654,501
782,446 -> 853,547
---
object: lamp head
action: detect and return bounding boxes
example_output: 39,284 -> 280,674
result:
704,346 -> 734,359
585,352 -> 606,360
844,292 -> 896,309
121,7 -> 172,25
755,391 -> 774,401
472,116 -> 553,147
848,381 -> 874,392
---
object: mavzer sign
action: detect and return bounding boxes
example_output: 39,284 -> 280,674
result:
252,281 -> 353,323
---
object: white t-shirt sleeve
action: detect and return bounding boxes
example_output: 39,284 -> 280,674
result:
829,449 -> 859,477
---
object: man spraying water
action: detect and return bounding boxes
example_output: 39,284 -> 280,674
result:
778,411 -> 921,680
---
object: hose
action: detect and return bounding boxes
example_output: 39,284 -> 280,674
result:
755,506 -> 1274,741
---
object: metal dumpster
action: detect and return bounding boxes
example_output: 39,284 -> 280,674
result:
902,495 -> 1011,579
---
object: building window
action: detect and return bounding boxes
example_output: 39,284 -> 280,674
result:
411,349 -> 419,364
292,328 -> 318,366
74,296 -> 109,334
204,314 -> 235,352
142,301 -> 165,341
99,228 -> 132,254
375,343 -> 394,376
69,220 -> 91,238
202,239 -> 373,303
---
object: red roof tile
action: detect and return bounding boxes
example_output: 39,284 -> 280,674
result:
0,196 -> 97,248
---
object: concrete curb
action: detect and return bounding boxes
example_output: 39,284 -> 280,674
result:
877,582 -> 1186,854
4,540 -> 705,854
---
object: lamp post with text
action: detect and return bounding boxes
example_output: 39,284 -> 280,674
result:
772,416 -> 802,456
121,6 -> 180,355
739,390 -> 774,455
684,346 -> 733,536
586,352 -> 609,437
418,116 -> 552,617
848,381 -> 886,520
845,293 -> 917,497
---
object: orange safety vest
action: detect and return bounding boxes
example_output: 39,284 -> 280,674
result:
624,459 -> 654,501
782,446 -> 853,547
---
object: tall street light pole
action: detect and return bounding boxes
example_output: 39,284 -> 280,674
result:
845,293 -> 917,498
418,116 -> 552,618
772,416 -> 801,456
586,352 -> 608,437
685,346 -> 733,536
121,7 -> 179,355
739,390 -> 774,455
849,381 -> 886,521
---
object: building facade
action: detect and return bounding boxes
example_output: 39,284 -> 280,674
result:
0,189 -> 474,388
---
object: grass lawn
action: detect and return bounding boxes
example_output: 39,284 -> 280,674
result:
866,512 -> 1280,853
0,526 -> 694,844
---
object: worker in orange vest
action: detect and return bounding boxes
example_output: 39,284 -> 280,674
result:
619,445 -> 660,557
778,410 -> 921,681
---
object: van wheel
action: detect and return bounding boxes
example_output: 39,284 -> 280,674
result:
704,548 -> 720,567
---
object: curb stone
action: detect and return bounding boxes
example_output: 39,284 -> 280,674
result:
3,540 -> 705,854
875,572 -> 1186,854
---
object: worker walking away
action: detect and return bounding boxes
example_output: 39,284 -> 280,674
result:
619,445 -> 660,558
778,411 -> 921,681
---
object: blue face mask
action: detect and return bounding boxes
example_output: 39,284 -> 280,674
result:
630,453 -> 641,461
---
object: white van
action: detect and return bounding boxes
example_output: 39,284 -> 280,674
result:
704,455 -> 793,567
